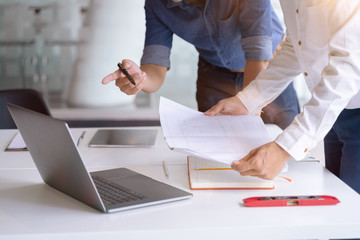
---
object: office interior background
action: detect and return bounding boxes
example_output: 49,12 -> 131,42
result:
0,0 -> 311,124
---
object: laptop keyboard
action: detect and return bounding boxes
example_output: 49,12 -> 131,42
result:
92,175 -> 145,205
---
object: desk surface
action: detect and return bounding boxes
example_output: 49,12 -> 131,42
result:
1,126 -> 360,240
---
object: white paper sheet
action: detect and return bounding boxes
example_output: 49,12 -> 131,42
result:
159,97 -> 272,164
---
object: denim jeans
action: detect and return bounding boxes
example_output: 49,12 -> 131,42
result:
196,57 -> 299,129
324,108 -> 360,194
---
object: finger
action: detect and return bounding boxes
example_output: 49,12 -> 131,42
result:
204,102 -> 224,116
122,59 -> 141,74
231,158 -> 252,173
102,70 -> 123,84
116,71 -> 145,88
119,73 -> 145,94
232,162 -> 269,179
116,77 -> 133,89
123,81 -> 145,95
238,169 -> 258,177
231,149 -> 255,171
242,172 -> 270,181
128,71 -> 145,86
119,77 -> 142,91
233,163 -> 270,179
234,156 -> 274,180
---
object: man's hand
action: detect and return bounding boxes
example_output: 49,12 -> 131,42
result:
231,142 -> 291,180
102,59 -> 146,95
204,96 -> 249,116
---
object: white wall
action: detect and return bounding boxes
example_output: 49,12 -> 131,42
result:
0,0 -> 310,110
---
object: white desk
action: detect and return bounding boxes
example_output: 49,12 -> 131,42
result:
1,126 -> 360,240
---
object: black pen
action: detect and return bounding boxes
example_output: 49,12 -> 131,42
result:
117,63 -> 136,85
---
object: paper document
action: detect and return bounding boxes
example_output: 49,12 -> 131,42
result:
159,97 -> 272,164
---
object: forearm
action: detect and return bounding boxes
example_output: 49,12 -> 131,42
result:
238,33 -> 302,115
140,64 -> 167,93
276,8 -> 360,161
242,60 -> 269,88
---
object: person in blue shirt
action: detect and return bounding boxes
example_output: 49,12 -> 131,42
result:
102,0 -> 299,129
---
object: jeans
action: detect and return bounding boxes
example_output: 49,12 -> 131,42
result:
196,57 -> 299,129
324,108 -> 360,194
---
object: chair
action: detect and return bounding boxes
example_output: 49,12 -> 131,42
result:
0,89 -> 51,129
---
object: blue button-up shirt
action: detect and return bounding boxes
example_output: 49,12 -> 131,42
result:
140,0 -> 284,70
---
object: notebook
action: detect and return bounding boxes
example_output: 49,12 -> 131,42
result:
7,103 -> 192,213
187,156 -> 274,190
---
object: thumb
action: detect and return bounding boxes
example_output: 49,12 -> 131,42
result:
122,59 -> 141,74
204,102 -> 224,116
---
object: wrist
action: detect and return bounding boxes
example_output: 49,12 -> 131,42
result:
235,94 -> 249,115
273,141 -> 291,161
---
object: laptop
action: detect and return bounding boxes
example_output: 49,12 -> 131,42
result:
7,103 -> 192,213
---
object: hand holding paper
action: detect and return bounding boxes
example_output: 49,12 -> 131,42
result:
204,96 -> 249,116
159,97 -> 272,165
232,141 -> 291,180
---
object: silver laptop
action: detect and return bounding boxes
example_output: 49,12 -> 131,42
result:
7,103 -> 192,213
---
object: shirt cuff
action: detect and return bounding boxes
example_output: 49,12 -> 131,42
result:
241,36 -> 273,61
140,45 -> 171,69
236,87 -> 266,115
274,123 -> 318,160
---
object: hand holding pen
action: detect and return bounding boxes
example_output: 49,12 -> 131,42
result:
117,63 -> 136,85
102,59 -> 146,95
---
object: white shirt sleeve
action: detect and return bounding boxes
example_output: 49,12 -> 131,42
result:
277,1 -> 360,160
236,32 -> 303,115
238,0 -> 360,160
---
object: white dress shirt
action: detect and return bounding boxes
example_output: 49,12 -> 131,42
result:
237,0 -> 360,160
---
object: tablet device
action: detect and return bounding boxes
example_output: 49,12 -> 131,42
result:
88,129 -> 157,148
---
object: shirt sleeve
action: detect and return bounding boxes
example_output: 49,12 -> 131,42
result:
140,0 -> 173,68
236,32 -> 302,115
276,1 -> 360,160
239,0 -> 279,61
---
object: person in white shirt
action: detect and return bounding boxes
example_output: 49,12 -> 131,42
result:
205,0 -> 360,194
